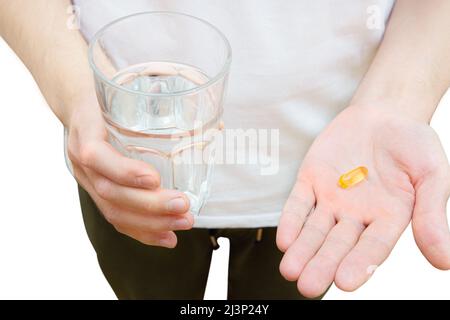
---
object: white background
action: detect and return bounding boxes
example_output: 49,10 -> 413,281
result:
1,37 -> 449,300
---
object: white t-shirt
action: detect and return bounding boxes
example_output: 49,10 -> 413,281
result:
71,0 -> 395,228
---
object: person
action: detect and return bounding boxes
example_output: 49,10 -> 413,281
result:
1,0 -> 449,300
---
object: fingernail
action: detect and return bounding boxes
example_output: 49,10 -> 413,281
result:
137,175 -> 157,188
172,218 -> 191,230
167,197 -> 188,213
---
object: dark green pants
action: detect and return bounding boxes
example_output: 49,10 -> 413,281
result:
79,185 -> 318,300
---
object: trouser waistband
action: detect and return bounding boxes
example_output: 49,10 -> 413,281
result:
208,228 -> 265,250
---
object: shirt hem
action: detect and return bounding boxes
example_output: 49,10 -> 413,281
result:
193,212 -> 281,229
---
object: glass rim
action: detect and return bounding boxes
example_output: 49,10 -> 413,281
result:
88,11 -> 232,97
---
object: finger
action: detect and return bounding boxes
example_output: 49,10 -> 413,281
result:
86,168 -> 190,215
297,217 -> 364,298
107,209 -> 194,232
114,226 -> 178,248
279,205 -> 335,281
335,217 -> 408,291
412,167 -> 450,270
277,179 -> 315,252
78,140 -> 160,189
73,163 -> 94,193
74,165 -> 184,248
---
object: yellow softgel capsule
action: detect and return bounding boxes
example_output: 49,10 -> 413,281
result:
338,166 -> 368,189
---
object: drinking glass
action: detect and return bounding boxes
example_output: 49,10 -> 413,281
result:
87,12 -> 231,214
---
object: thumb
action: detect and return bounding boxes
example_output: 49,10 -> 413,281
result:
412,166 -> 450,270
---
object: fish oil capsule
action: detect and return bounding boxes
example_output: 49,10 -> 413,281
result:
338,166 -> 368,189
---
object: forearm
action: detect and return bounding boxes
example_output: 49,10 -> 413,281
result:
351,0 -> 450,122
0,0 -> 95,126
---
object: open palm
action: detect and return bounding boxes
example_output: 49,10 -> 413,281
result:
277,106 -> 450,298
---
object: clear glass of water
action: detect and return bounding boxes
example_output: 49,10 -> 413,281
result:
88,12 -> 231,214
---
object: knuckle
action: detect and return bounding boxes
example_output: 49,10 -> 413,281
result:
67,146 -> 78,164
79,143 -> 97,167
103,207 -> 121,225
72,166 -> 84,181
130,163 -> 161,187
145,196 -> 162,213
134,172 -> 161,188
66,133 -> 81,163
112,224 -> 125,234
122,166 -> 137,180
94,178 -> 113,199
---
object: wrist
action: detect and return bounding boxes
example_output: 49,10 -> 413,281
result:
64,92 -> 101,130
350,77 -> 443,124
56,77 -> 98,127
